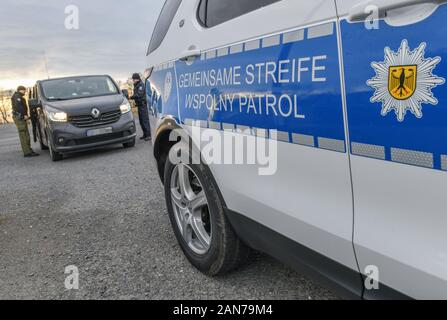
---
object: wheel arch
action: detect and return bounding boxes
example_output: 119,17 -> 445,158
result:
153,118 -> 228,208
153,117 -> 185,184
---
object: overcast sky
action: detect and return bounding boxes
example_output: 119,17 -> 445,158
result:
0,0 -> 165,89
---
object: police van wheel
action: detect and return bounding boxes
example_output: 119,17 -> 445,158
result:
164,142 -> 249,276
49,143 -> 63,162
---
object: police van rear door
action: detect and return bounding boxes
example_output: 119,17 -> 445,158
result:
337,0 -> 447,298
172,0 -> 362,295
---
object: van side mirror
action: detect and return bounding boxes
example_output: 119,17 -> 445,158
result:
122,89 -> 129,99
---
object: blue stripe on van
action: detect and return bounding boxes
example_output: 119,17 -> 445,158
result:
168,21 -> 347,153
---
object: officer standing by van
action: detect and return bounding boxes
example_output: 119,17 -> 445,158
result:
11,86 -> 39,158
130,73 -> 151,141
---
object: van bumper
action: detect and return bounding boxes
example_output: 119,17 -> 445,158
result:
49,112 -> 136,153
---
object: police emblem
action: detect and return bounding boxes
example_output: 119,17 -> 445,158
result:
367,40 -> 445,121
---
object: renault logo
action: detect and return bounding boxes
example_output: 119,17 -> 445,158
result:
91,108 -> 101,119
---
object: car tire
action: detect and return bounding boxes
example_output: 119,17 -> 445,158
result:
164,141 -> 249,276
123,138 -> 136,148
49,142 -> 63,162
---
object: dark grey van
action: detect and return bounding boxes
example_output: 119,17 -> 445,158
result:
29,75 -> 136,161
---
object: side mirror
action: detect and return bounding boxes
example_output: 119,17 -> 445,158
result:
29,99 -> 41,110
122,89 -> 129,99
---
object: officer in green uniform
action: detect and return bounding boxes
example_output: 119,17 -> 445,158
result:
11,86 -> 39,157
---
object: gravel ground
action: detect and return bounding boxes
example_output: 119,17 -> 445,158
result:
0,123 -> 338,300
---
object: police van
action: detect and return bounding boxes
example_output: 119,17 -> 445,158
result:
145,0 -> 447,299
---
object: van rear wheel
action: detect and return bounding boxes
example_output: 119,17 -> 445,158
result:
164,142 -> 249,276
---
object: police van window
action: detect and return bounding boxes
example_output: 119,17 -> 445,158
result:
147,0 -> 182,55
198,0 -> 282,28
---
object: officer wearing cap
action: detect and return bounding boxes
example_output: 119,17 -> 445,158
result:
11,86 -> 39,158
130,73 -> 151,141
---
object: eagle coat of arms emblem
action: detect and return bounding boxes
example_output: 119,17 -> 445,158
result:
367,40 -> 445,122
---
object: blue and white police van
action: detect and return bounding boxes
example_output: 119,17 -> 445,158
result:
145,0 -> 447,299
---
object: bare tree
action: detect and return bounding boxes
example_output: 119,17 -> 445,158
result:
0,90 -> 13,124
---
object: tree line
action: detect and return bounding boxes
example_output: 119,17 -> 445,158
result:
0,90 -> 14,124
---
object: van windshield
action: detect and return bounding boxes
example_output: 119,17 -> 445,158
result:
41,76 -> 119,101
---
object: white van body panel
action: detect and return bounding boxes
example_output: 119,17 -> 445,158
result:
161,0 -> 360,271
147,0 -> 447,299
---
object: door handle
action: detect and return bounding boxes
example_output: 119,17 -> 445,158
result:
348,0 -> 447,22
179,48 -> 201,62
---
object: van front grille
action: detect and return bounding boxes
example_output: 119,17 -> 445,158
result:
69,110 -> 121,128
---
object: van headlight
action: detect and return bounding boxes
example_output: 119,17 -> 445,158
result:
46,106 -> 67,123
120,101 -> 131,114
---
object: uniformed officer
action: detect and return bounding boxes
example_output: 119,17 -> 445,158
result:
30,103 -> 38,143
130,73 -> 151,141
11,86 -> 39,158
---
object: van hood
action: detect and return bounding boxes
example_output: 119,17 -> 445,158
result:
44,94 -> 125,116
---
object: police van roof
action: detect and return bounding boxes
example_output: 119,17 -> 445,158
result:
37,75 -> 112,83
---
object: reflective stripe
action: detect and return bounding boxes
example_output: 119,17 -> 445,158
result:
307,22 -> 334,39
351,142 -> 386,160
391,148 -> 434,168
206,50 -> 216,59
442,155 -> 447,171
262,35 -> 280,48
209,121 -> 221,130
230,44 -> 243,54
217,47 -> 229,57
245,39 -> 260,51
222,123 -> 235,132
283,29 -> 305,44
271,130 -> 289,142
253,128 -> 268,138
236,125 -> 251,135
196,120 -> 208,128
318,137 -> 345,152
292,133 -> 315,147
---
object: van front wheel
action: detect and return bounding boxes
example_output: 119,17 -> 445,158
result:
164,142 -> 249,276
49,143 -> 63,161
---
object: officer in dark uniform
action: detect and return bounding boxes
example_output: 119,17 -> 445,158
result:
130,73 -> 151,141
11,86 -> 39,157
30,104 -> 38,143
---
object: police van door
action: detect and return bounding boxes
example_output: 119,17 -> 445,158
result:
167,0 -> 362,294
337,0 -> 447,298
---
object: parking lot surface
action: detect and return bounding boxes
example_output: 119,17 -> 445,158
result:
0,123 -> 338,299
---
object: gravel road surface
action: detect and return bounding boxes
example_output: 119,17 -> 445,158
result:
0,123 -> 338,300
